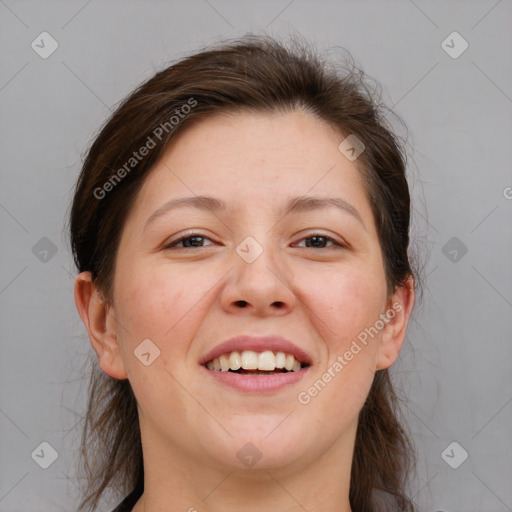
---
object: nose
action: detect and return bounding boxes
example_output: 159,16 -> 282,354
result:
220,241 -> 296,317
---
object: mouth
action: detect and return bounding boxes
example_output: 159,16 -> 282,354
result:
199,335 -> 313,392
203,349 -> 311,375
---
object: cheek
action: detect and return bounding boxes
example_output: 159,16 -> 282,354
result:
294,263 -> 386,350
296,266 -> 385,423
114,261 -> 215,353
112,263 -> 213,415
294,268 -> 381,426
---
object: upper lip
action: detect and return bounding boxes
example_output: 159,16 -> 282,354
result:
199,335 -> 313,366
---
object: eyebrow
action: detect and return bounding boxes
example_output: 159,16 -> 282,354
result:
144,194 -> 366,230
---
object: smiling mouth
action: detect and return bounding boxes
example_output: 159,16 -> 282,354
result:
204,349 -> 310,374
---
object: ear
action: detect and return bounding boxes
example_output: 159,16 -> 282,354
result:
375,275 -> 415,371
74,271 -> 128,380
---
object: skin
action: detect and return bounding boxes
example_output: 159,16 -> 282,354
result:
75,109 -> 414,512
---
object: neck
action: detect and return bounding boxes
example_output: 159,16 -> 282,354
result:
131,420 -> 356,512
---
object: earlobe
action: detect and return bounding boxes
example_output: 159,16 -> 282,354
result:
375,275 -> 415,371
74,272 -> 128,380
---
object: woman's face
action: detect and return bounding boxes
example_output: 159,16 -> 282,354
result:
96,109 -> 413,473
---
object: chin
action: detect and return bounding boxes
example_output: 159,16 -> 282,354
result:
202,416 -> 311,471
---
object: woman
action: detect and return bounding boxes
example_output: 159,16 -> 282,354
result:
69,34 -> 418,512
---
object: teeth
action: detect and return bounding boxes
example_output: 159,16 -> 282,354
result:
229,351 -> 242,370
241,350 -> 258,369
219,354 -> 230,372
205,350 -> 305,372
258,351 -> 276,371
285,354 -> 295,371
275,351 -> 286,368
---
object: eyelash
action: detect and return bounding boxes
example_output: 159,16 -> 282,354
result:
164,232 -> 345,250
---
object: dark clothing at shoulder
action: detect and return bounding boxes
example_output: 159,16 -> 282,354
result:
111,485 -> 142,512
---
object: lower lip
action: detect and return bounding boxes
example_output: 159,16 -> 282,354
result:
201,366 -> 310,392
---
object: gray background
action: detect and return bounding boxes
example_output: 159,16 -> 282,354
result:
1,1 -> 511,511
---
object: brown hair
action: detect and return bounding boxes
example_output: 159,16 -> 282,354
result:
70,34 -> 418,511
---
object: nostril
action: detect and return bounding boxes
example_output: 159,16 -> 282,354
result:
235,300 -> 248,307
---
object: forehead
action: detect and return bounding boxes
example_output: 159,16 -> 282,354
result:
130,109 -> 374,224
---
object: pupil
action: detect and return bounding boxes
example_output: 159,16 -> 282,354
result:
184,236 -> 203,247
306,236 -> 326,248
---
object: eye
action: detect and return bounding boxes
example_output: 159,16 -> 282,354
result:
163,232 -> 345,250
294,233 -> 344,249
164,233 -> 215,249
